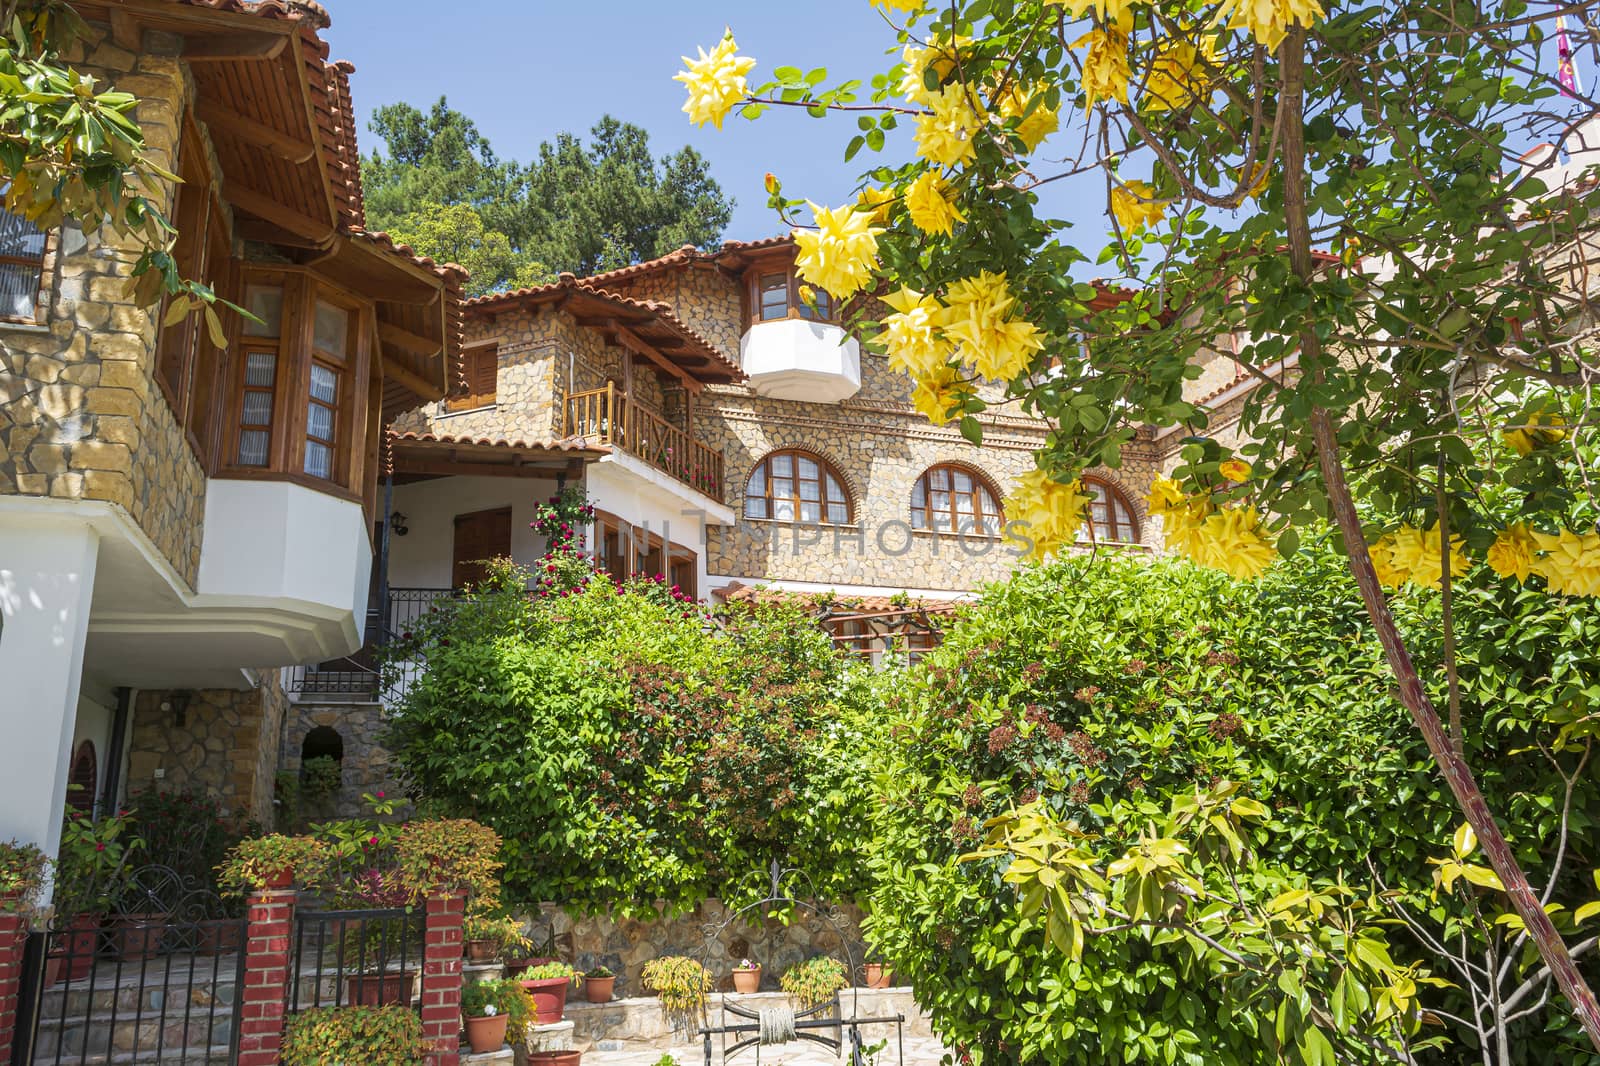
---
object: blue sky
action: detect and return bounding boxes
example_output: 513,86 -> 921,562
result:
321,0 -> 929,243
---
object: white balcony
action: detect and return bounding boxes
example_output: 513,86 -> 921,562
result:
739,319 -> 861,403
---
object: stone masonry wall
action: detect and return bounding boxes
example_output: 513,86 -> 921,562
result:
0,29 -> 207,586
278,701 -> 404,822
524,898 -> 867,999
125,680 -> 284,825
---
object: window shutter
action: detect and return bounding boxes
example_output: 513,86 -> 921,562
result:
472,345 -> 498,402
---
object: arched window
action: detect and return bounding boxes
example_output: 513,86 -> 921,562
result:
66,740 -> 97,813
744,450 -> 852,524
1082,476 -> 1140,544
911,464 -> 1004,536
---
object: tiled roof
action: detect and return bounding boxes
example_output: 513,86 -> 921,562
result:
384,429 -> 609,477
388,430 -> 607,453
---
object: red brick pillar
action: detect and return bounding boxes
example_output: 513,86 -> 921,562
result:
0,898 -> 26,1064
420,889 -> 466,1066
237,887 -> 296,1066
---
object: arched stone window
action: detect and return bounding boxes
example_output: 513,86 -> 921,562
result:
1082,476 -> 1140,544
911,464 -> 1004,536
301,726 -> 344,765
743,450 -> 853,524
66,740 -> 97,813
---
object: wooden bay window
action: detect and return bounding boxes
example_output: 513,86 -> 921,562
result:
743,261 -> 836,330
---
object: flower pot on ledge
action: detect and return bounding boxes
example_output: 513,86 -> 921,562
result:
731,965 -> 761,994
583,974 -> 615,1003
347,969 -> 415,1007
521,976 -> 571,1021
464,1012 -> 510,1054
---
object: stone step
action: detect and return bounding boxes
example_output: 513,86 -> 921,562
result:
30,1044 -> 232,1066
28,1007 -> 234,1065
38,971 -> 362,1021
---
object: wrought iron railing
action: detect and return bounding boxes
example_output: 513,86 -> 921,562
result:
287,588 -> 456,702
290,906 -> 426,1011
565,384 -> 725,501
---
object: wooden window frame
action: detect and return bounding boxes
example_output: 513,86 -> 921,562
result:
911,463 -> 1004,536
1081,476 -> 1140,544
446,342 -> 499,411
742,262 -> 837,331
743,449 -> 854,525
0,211 -> 49,326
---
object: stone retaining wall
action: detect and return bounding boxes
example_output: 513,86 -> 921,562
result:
524,899 -> 868,1000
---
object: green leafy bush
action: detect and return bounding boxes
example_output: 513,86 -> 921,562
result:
779,955 -> 848,1011
281,1006 -> 432,1066
461,977 -> 536,1039
641,955 -> 712,1014
385,565 -> 880,915
863,551 -> 1600,1066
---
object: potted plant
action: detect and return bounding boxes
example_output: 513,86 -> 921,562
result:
53,807 -> 140,980
780,956 -> 848,1011
1,840 -> 47,914
864,961 -> 894,989
731,957 -> 762,994
641,955 -> 712,1019
520,960 -> 580,1022
528,1052 -> 584,1066
462,977 -> 535,1053
282,1005 -> 433,1066
218,834 -> 329,896
583,965 -> 616,1003
465,908 -> 529,966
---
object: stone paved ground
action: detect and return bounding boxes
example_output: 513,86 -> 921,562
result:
583,1033 -> 953,1066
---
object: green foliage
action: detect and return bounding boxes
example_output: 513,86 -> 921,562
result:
217,835 -> 328,898
863,550 -> 1600,1065
641,956 -> 712,1014
0,840 -> 47,911
394,818 -> 502,901
779,955 -> 848,1011
300,757 -> 341,801
461,977 -> 537,1040
55,807 -> 140,915
281,1006 -> 433,1066
522,961 -> 580,985
363,102 -> 731,292
384,568 -> 880,915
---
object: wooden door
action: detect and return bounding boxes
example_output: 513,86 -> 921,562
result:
452,507 -> 512,588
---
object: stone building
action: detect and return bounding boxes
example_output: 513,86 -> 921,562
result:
0,0 -> 464,861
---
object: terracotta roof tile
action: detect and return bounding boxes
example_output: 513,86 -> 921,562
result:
387,430 -> 607,453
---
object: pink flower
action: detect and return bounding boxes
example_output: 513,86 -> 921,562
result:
369,836 -> 378,846
376,791 -> 385,799
95,843 -> 106,852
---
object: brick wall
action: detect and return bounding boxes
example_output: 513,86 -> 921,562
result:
421,890 -> 467,1066
236,887 -> 295,1066
0,901 -> 24,1064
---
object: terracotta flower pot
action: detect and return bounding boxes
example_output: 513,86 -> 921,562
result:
528,1051 -> 583,1066
732,966 -> 761,994
49,913 -> 100,982
347,970 -> 414,1007
521,976 -> 571,1022
584,975 -> 615,1003
865,963 -> 894,989
106,912 -> 168,960
464,1012 -> 510,1054
465,938 -> 498,964
196,921 -> 242,957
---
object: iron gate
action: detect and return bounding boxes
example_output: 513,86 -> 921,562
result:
11,865 -> 246,1066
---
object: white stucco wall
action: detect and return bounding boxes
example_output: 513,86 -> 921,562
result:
586,458 -> 735,598
0,515 -> 100,859
387,475 -> 560,589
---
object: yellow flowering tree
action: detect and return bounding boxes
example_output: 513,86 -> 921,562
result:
676,0 -> 1600,1050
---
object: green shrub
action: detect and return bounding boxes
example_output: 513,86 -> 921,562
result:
779,955 -> 848,1010
461,977 -> 536,1040
300,756 -> 342,800
281,1006 -> 432,1066
863,551 -> 1600,1066
385,565 -> 880,915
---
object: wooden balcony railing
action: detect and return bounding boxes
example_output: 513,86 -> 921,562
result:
564,384 -> 725,502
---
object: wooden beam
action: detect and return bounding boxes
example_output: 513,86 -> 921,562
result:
378,321 -> 444,358
225,184 -> 335,245
198,101 -> 315,163
182,31 -> 288,61
613,324 -> 704,393
381,354 -> 445,402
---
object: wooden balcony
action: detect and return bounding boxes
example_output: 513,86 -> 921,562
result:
564,385 -> 725,502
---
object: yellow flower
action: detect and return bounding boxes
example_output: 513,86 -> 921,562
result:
879,287 -> 952,378
1240,161 -> 1271,200
1218,459 -> 1252,483
674,33 -> 756,130
1531,528 -> 1600,597
1073,28 -> 1131,110
1146,477 -> 1188,518
1186,506 -> 1278,580
1058,0 -> 1135,31
792,202 -> 882,300
940,271 -> 1045,381
909,364 -> 972,426
898,37 -> 967,106
855,186 -> 897,225
1502,412 -> 1567,457
915,84 -> 983,168
1486,522 -> 1537,583
997,84 -> 1059,151
871,0 -> 924,12
1374,525 -> 1471,590
1142,39 -> 1207,113
1148,478 -> 1212,556
904,171 -> 966,235
1368,535 -> 1406,590
1007,469 -> 1091,560
1110,180 -> 1165,232
1212,0 -> 1326,53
